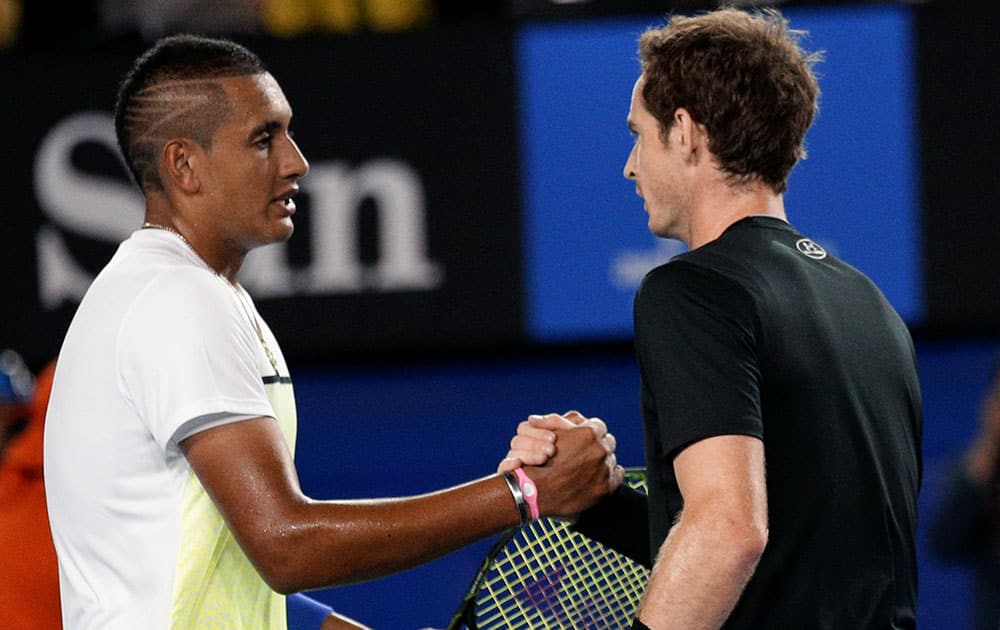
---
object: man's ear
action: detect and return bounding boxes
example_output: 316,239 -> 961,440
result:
673,107 -> 708,161
162,139 -> 201,194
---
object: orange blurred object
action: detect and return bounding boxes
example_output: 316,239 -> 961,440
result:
0,360 -> 61,630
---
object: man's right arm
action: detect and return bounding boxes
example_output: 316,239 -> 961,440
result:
634,434 -> 767,630
180,412 -> 621,594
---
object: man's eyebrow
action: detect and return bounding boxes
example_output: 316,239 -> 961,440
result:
248,120 -> 283,141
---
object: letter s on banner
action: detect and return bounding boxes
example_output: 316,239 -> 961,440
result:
32,113 -> 443,304
33,111 -> 144,308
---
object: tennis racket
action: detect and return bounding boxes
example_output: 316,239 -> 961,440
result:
446,469 -> 649,630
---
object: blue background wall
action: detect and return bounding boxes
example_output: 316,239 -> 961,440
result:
521,5 -> 922,343
288,340 -> 996,628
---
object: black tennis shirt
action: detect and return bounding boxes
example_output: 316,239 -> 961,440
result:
579,216 -> 922,629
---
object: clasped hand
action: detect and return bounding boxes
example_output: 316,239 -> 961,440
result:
498,411 -> 623,519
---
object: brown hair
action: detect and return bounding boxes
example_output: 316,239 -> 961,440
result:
638,8 -> 821,193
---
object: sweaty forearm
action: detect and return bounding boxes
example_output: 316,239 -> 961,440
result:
184,416 -> 615,594
248,474 -> 520,592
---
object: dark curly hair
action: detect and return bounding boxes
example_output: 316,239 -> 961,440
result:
639,8 -> 822,193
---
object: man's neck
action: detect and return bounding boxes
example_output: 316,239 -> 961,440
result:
143,203 -> 245,283
686,184 -> 786,250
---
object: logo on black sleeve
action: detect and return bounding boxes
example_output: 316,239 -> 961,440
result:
795,238 -> 827,260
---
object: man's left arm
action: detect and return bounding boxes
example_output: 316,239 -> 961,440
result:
635,434 -> 767,630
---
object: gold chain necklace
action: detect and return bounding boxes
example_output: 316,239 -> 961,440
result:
230,283 -> 281,375
141,222 -> 281,375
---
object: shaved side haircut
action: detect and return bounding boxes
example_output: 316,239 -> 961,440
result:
114,34 -> 266,193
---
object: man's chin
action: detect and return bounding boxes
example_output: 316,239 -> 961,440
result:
248,221 -> 294,250
271,217 -> 295,242
648,217 -> 668,238
648,220 -> 680,242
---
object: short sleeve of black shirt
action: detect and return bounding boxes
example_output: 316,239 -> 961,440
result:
633,260 -> 763,460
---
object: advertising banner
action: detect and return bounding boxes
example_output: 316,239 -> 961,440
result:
5,5 -> 996,366
0,31 -> 524,365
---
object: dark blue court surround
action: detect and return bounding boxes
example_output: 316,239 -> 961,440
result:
291,341 -> 988,628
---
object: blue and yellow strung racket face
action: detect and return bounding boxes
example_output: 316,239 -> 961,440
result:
451,470 -> 649,630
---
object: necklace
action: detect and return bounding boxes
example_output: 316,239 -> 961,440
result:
141,221 -> 281,375
230,283 -> 282,376
142,221 -> 196,250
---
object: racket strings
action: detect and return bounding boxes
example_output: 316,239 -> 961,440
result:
470,472 -> 650,629
474,520 -> 648,628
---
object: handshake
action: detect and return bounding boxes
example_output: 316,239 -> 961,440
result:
496,411 -> 624,522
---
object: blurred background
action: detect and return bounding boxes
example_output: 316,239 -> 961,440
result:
1,0 -> 997,627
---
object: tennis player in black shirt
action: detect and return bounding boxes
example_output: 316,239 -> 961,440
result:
507,8 -> 922,629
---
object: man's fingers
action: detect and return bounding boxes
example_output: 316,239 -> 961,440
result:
509,434 -> 555,457
605,451 -> 617,472
601,432 -> 617,455
515,420 -> 558,444
563,410 -> 606,440
497,456 -> 522,473
498,447 -> 553,471
500,416 -> 565,473
530,413 -> 610,441
609,464 -> 625,490
580,417 -> 608,440
603,453 -> 624,490
527,413 -> 575,430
